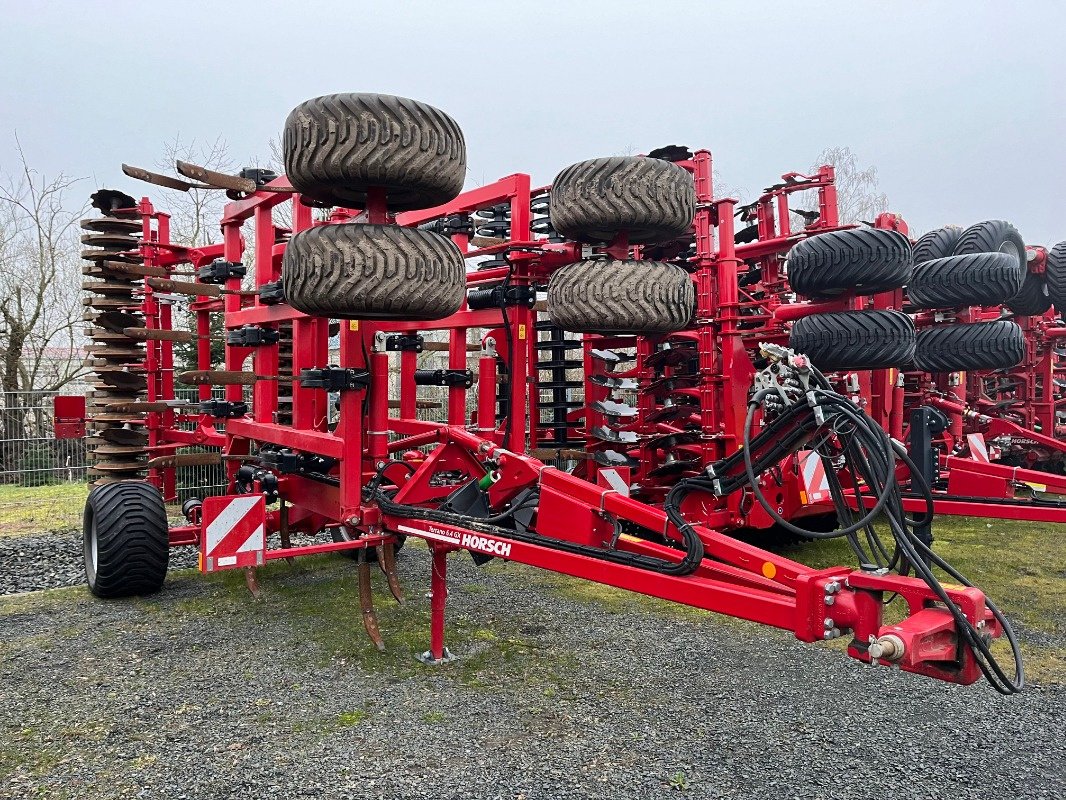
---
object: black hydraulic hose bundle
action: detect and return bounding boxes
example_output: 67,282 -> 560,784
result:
664,364 -> 1023,694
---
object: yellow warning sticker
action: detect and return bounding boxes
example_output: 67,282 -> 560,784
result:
518,324 -> 527,340
1023,482 -> 1047,493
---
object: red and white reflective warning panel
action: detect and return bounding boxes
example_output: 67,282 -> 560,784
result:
967,433 -> 991,463
200,494 -> 266,572
797,450 -> 831,505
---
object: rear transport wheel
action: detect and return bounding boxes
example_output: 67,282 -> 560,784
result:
283,223 -> 465,320
283,93 -> 466,211
83,481 -> 169,598
788,309 -> 915,371
911,225 -> 964,265
1045,241 -> 1066,311
547,259 -> 694,334
914,320 -> 1025,372
549,156 -> 695,244
907,252 -> 1023,309
786,228 -> 912,299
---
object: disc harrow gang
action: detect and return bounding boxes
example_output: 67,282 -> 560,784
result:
81,190 -> 148,484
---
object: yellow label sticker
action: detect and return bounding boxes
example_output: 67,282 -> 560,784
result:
761,561 -> 777,579
518,324 -> 527,340
1023,481 -> 1047,493
350,320 -> 359,331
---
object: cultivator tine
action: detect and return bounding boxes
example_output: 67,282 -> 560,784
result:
145,277 -> 222,297
121,164 -> 213,192
178,370 -> 283,386
95,261 -> 172,279
358,548 -> 386,652
104,401 -> 192,414
378,542 -> 404,604
122,327 -> 197,342
176,160 -> 259,194
146,452 -> 223,469
244,566 -> 263,601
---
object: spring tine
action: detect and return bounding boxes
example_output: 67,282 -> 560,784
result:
358,549 -> 386,652
378,542 -> 404,604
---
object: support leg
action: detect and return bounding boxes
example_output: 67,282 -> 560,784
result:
417,544 -> 456,664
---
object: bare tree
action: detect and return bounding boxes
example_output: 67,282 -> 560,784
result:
0,139 -> 85,393
811,146 -> 890,225
154,134 -> 234,247
0,138 -> 85,471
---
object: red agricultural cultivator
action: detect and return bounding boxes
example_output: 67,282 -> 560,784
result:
78,92 -> 1027,694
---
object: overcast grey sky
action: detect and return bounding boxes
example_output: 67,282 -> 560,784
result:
1,1 -> 1063,244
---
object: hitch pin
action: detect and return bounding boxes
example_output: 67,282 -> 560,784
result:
867,634 -> 905,662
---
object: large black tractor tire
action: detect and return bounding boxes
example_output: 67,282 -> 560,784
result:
83,481 -> 169,598
1046,241 -> 1066,311
1006,270 -> 1051,316
907,252 -> 1023,309
549,157 -> 695,244
788,309 -> 915,371
786,228 -> 912,300
911,225 -> 964,265
547,259 -> 694,334
283,223 -> 465,320
914,321 -> 1026,373
283,93 -> 466,211
952,219 -> 1026,266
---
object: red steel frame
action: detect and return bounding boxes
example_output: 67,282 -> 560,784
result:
95,150 -> 1023,688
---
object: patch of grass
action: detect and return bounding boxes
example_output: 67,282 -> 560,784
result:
0,482 -> 88,537
186,553 -> 572,690
334,709 -> 366,727
422,711 -> 446,723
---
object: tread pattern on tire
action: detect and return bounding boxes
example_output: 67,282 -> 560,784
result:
283,93 -> 466,211
911,225 -> 964,265
915,320 -> 1025,372
786,228 -> 912,300
283,224 -> 465,320
1046,241 -> 1066,311
788,309 -> 915,371
907,252 -> 1023,309
84,481 -> 168,598
549,157 -> 695,245
1006,270 -> 1051,316
952,220 -> 1026,267
547,259 -> 694,334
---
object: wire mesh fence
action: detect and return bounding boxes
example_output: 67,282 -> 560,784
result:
0,391 -> 87,487
0,391 -> 89,534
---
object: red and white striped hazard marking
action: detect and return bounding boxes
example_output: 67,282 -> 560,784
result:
798,450 -> 830,504
200,494 -> 266,572
967,433 -> 990,463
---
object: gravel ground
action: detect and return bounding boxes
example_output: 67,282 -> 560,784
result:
1,537 -> 1062,799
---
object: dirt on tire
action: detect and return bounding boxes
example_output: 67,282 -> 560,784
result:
547,259 -> 694,334
283,224 -> 466,320
283,93 -> 466,211
549,157 -> 695,245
